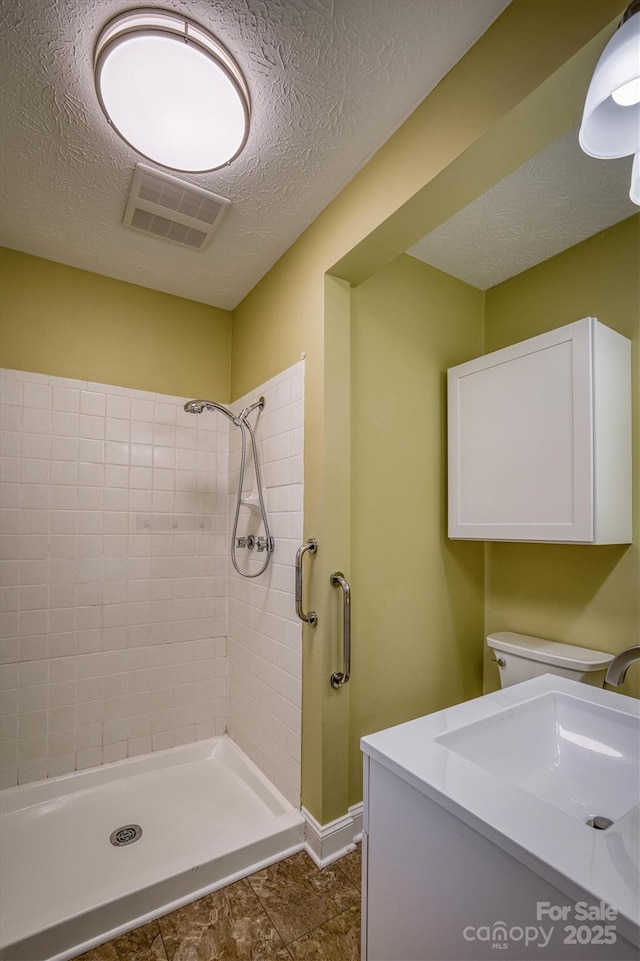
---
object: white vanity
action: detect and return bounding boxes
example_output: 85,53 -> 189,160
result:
360,676 -> 640,960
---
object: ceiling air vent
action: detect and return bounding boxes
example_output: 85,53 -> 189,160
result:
123,163 -> 231,251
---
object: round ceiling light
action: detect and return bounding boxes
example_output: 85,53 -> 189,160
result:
94,9 -> 250,173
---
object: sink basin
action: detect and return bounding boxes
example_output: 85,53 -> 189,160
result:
361,675 -> 640,945
436,690 -> 639,824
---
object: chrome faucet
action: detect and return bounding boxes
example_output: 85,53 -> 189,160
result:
605,645 -> 640,686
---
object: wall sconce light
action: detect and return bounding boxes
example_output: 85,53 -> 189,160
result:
579,0 -> 640,205
94,9 -> 250,173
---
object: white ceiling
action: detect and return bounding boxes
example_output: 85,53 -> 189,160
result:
0,0 -> 509,310
407,127 -> 637,289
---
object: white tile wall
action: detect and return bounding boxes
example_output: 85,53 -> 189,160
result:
0,364 -> 303,800
227,362 -> 304,806
0,369 -> 229,788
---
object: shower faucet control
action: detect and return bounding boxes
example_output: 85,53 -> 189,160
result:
235,535 -> 274,552
237,535 -> 257,549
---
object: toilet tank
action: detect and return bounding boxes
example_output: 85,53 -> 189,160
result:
487,632 -> 614,688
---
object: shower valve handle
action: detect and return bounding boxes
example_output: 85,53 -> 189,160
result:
236,535 -> 257,549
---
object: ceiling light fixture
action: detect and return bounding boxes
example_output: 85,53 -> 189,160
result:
94,9 -> 250,173
631,153 -> 640,203
579,0 -> 640,205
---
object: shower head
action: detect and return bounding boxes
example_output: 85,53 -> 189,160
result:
184,396 -> 265,424
183,398 -> 240,424
184,400 -> 206,413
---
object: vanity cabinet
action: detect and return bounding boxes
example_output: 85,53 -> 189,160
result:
447,317 -> 631,543
361,755 -> 637,961
361,673 -> 640,961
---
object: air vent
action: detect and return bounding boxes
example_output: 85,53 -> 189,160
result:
123,163 -> 231,251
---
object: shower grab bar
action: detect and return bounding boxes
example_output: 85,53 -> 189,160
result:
295,538 -> 318,626
330,571 -> 351,688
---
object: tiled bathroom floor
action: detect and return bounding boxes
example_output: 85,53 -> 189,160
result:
76,846 -> 361,961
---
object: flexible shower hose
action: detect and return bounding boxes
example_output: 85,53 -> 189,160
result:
230,412 -> 273,578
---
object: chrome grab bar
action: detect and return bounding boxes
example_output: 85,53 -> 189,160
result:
295,538 -> 318,626
330,571 -> 351,688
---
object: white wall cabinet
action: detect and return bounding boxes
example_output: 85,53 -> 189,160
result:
447,317 -> 631,543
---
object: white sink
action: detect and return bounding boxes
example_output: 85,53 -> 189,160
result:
361,675 -> 640,945
436,690 -> 639,824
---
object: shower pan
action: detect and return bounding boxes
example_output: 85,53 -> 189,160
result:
184,396 -> 274,577
0,738 -> 304,961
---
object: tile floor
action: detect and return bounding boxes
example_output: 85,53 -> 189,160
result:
76,846 -> 361,960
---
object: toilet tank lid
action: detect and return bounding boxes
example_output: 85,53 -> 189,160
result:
486,632 -> 614,671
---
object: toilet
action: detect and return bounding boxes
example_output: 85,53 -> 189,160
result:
487,631 -> 614,688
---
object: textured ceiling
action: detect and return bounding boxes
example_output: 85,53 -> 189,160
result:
407,126 -> 637,289
0,0 -> 509,309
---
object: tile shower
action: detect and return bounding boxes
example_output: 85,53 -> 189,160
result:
0,362 -> 303,804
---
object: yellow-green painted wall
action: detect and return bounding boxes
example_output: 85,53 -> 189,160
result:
349,254 -> 485,804
345,218 -> 640,808
231,0 -> 625,824
0,248 -> 232,399
483,215 -> 640,698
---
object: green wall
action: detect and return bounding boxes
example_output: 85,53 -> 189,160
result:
231,0 -> 625,824
0,248 -> 232,400
349,254 -> 485,804
483,215 -> 640,698
345,215 -> 640,809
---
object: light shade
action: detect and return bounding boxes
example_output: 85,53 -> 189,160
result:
94,9 -> 250,173
631,153 -> 640,204
579,7 -> 640,160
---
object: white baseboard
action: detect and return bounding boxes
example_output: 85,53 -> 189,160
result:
350,801 -> 363,844
302,802 -> 364,868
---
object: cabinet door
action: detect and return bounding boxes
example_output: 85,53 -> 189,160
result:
448,319 -> 593,542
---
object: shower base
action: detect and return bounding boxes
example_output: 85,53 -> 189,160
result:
0,737 -> 304,961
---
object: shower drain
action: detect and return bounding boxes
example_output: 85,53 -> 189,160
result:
110,824 -> 143,846
585,815 -> 613,830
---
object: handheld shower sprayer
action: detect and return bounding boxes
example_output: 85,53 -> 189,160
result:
183,400 -> 206,414
184,399 -> 241,424
183,396 -> 272,578
184,397 -> 265,425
